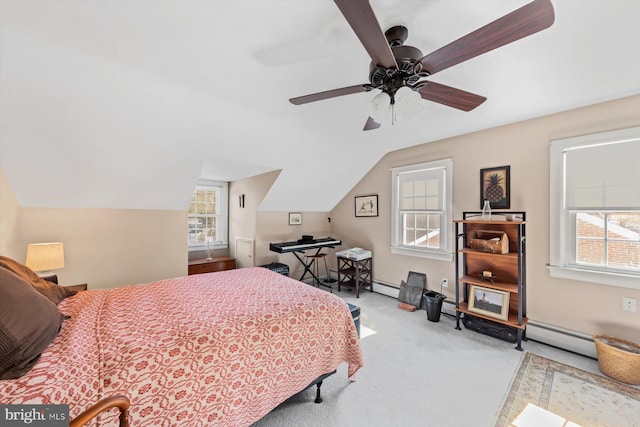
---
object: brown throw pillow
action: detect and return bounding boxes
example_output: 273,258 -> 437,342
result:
0,266 -> 65,379
0,256 -> 76,304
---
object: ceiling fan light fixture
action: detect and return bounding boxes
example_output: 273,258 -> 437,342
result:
369,91 -> 392,124
370,87 -> 421,125
393,86 -> 422,121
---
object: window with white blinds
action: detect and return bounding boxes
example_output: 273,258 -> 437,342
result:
391,159 -> 453,261
549,127 -> 640,289
565,138 -> 640,210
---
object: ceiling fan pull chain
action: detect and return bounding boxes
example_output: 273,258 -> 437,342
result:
391,101 -> 396,125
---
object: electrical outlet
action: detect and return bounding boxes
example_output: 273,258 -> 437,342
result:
622,297 -> 637,312
442,278 -> 448,288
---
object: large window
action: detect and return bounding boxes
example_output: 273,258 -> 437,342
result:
188,181 -> 228,250
549,127 -> 640,288
391,159 -> 453,261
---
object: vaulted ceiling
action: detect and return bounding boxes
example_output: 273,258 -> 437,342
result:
1,1 -> 639,212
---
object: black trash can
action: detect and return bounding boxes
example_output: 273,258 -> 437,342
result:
423,291 -> 446,322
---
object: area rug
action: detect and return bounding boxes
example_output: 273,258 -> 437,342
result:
495,352 -> 640,427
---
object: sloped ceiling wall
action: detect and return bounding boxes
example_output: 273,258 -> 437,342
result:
1,1 -> 639,212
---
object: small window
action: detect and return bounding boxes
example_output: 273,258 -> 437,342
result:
549,127 -> 640,288
391,159 -> 453,261
188,181 -> 228,250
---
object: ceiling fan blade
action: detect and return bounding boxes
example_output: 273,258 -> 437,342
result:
289,84 -> 371,105
418,82 -> 486,111
418,0 -> 554,75
334,0 -> 398,70
363,116 -> 381,131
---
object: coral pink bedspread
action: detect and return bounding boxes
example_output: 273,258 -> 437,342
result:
0,267 -> 363,426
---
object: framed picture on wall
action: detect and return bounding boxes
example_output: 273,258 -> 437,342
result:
480,165 -> 510,209
288,212 -> 302,225
355,194 -> 378,217
468,285 -> 509,321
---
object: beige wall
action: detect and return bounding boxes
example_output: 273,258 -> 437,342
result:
3,95 -> 638,339
229,170 -> 332,279
229,170 -> 280,265
3,166 -> 326,289
331,95 -> 640,342
12,206 -> 187,289
0,169 -> 20,259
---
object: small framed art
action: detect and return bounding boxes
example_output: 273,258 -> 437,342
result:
355,194 -> 378,217
288,212 -> 302,225
480,165 -> 510,209
468,285 -> 510,321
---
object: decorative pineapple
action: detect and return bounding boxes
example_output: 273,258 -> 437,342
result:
485,173 -> 504,203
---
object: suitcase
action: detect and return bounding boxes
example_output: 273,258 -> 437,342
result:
260,262 -> 290,276
348,303 -> 361,337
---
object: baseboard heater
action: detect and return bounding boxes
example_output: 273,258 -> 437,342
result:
526,320 -> 597,358
327,269 -> 400,299
329,271 -> 596,358
369,279 -> 400,299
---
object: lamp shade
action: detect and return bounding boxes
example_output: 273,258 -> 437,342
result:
25,242 -> 65,272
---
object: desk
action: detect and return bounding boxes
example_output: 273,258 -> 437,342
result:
337,256 -> 372,298
269,237 -> 341,290
188,257 -> 236,275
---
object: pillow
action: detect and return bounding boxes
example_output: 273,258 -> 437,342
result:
0,256 -> 76,304
0,266 -> 64,380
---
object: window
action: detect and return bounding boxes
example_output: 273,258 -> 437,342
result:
391,159 -> 453,261
188,181 -> 228,250
549,127 -> 640,288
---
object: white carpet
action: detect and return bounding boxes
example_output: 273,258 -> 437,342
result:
252,288 -> 603,427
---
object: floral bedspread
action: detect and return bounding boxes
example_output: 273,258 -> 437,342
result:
0,267 -> 364,426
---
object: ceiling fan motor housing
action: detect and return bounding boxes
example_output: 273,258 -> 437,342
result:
385,25 -> 409,47
369,26 -> 426,95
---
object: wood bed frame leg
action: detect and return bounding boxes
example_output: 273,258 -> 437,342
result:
314,380 -> 323,403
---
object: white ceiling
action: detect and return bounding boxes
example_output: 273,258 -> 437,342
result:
1,0 -> 639,212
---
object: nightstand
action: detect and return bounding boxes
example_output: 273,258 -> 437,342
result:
64,283 -> 88,293
42,274 -> 88,292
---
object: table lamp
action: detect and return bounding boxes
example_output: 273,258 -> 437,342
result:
25,242 -> 65,276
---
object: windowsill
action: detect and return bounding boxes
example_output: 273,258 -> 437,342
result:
390,246 -> 453,262
548,265 -> 640,289
189,244 -> 228,252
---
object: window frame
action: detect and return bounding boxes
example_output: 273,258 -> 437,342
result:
390,158 -> 453,261
549,127 -> 640,289
188,180 -> 229,251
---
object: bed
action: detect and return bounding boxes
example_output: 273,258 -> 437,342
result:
0,264 -> 364,426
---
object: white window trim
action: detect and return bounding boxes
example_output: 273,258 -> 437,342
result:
188,180 -> 229,251
549,126 -> 640,289
390,158 -> 453,262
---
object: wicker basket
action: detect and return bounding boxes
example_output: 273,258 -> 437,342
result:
593,334 -> 640,385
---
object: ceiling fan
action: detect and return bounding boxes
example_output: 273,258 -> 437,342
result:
289,0 -> 555,130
